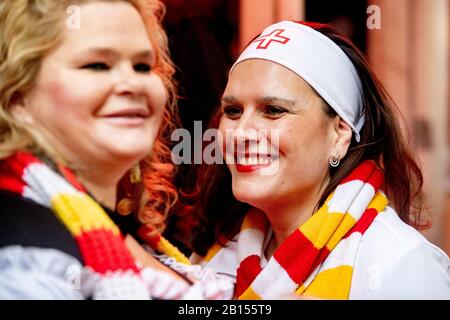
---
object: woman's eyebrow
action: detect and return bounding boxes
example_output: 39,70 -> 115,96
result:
259,96 -> 297,107
133,50 -> 154,61
220,96 -> 299,112
78,47 -> 119,58
221,96 -> 238,105
76,48 -> 154,60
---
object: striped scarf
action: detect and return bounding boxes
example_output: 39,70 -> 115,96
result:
198,160 -> 388,300
0,152 -> 189,299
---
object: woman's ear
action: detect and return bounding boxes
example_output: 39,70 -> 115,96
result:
332,117 -> 352,158
9,94 -> 34,125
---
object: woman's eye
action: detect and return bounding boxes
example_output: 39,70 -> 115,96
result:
134,63 -> 151,73
81,62 -> 109,71
265,105 -> 287,118
223,106 -> 242,119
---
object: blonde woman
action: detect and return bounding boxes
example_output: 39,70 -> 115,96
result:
0,0 -> 227,299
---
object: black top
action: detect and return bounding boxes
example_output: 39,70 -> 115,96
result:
0,191 -> 141,263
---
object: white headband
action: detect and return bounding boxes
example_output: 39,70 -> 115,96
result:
231,21 -> 364,142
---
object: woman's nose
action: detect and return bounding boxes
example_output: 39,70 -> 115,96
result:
113,64 -> 145,97
232,110 -> 262,145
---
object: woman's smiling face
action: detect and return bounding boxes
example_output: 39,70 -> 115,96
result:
15,1 -> 167,170
219,59 -> 340,208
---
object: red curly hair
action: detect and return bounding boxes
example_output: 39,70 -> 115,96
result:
116,0 -> 185,239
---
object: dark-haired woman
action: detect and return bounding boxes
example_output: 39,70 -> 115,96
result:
190,21 -> 450,299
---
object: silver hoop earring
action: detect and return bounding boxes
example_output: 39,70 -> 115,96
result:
329,153 -> 340,167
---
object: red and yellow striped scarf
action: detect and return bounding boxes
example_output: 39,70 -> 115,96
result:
0,152 -> 188,299
198,161 -> 388,300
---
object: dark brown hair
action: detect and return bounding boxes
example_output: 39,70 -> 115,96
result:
189,21 -> 428,256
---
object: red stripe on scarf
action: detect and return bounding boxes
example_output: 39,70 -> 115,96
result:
273,229 -> 320,284
340,161 -> 375,185
366,168 -> 384,191
307,246 -> 332,279
57,164 -> 87,193
340,161 -> 384,193
0,152 -> 40,194
236,255 -> 262,297
76,229 -> 139,274
344,207 -> 378,238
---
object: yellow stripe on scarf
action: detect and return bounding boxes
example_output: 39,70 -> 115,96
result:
299,201 -> 350,249
51,193 -> 120,236
369,192 -> 389,212
157,237 -> 191,265
300,265 -> 353,300
239,286 -> 262,300
325,213 -> 358,251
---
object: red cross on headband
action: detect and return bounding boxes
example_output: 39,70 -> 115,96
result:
252,29 -> 290,49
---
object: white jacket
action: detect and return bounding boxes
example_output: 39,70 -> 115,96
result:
349,206 -> 449,299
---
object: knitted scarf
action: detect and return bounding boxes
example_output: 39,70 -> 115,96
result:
0,152 -> 189,299
196,160 -> 388,300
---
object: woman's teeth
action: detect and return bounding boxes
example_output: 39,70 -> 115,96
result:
236,156 -> 273,166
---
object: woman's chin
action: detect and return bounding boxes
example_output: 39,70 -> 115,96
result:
96,128 -> 157,160
232,187 -> 273,208
102,144 -> 153,164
